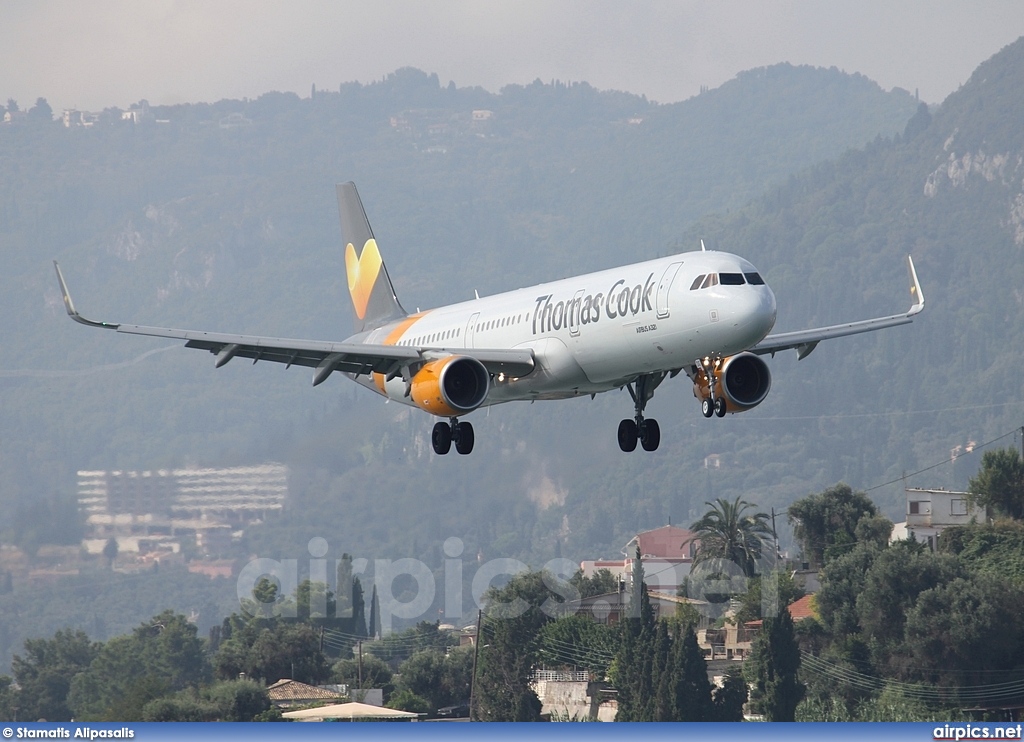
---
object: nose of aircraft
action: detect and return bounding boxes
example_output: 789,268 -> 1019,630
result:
759,284 -> 777,338
733,283 -> 776,347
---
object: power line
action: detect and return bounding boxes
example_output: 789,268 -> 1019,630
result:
748,400 -> 1024,422
864,427 -> 1019,493
800,652 -> 1024,703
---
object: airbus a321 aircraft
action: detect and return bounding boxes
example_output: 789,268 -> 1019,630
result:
55,182 -> 925,455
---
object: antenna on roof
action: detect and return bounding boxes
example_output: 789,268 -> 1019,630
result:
700,239 -> 707,252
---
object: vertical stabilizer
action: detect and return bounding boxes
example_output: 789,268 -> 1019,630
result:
337,182 -> 407,333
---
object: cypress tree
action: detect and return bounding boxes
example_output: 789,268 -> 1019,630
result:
651,620 -> 674,720
674,626 -> 712,721
754,610 -> 804,721
614,548 -> 656,721
712,665 -> 748,721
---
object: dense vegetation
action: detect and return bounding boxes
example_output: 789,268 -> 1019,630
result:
4,38 -> 1024,677
4,450 -> 1024,721
781,451 -> 1024,719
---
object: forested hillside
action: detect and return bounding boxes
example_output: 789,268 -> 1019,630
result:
10,42 -> 1024,665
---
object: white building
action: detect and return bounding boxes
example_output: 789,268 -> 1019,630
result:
77,464 -> 288,556
580,524 -> 697,594
891,487 -> 987,550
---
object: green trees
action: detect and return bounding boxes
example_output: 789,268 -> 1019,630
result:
690,496 -> 773,577
569,568 -> 620,598
939,520 -> 1024,582
68,611 -> 209,720
474,571 -> 554,721
10,629 -> 98,721
331,653 -> 393,699
385,688 -> 431,714
904,574 -> 1024,692
0,674 -> 15,720
215,575 -> 364,686
538,614 -> 617,678
612,554 -> 716,721
734,570 -> 804,624
102,538 -> 119,568
0,613 -> 273,722
672,627 -> 714,721
612,567 -> 655,721
139,679 -> 270,722
392,647 -> 473,713
799,467 -> 1024,721
711,666 -> 748,721
750,610 -> 804,721
615,603 -> 716,721
358,620 -> 454,666
788,483 -> 885,568
200,678 -> 271,721
27,97 -> 53,124
968,447 -> 1024,519
213,614 -> 328,686
856,544 -> 963,668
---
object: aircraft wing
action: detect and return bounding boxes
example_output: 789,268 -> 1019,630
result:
750,256 -> 925,360
53,262 -> 535,384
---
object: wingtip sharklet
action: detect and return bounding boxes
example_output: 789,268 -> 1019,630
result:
53,260 -> 76,317
52,261 -> 119,329
906,255 -> 925,317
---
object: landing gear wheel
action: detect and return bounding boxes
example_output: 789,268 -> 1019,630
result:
621,373 -> 667,451
617,419 -> 638,452
432,421 -> 452,455
640,419 -> 661,452
714,398 -> 727,417
454,421 -> 475,455
702,398 -> 714,418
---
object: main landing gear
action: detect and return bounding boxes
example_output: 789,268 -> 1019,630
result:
618,372 -> 666,452
697,357 -> 727,418
432,418 -> 475,455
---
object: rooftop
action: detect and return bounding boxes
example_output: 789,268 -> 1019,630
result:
624,525 -> 698,559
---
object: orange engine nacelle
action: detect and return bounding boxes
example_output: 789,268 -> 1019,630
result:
692,352 -> 772,413
409,356 -> 490,417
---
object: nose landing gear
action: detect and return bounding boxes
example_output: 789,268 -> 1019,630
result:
696,357 -> 727,418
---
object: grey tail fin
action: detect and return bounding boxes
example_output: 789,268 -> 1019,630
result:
337,182 -> 407,334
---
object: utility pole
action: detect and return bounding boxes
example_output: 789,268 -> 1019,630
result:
357,640 -> 363,689
469,609 -> 483,721
770,507 -> 780,565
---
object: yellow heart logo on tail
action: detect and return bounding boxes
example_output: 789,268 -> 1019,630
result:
345,239 -> 383,320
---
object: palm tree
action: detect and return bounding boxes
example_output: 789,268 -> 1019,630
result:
688,497 -> 773,577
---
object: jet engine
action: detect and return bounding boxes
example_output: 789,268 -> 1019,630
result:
692,352 -> 772,413
410,356 -> 490,417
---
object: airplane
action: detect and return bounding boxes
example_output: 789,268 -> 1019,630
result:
54,182 -> 925,455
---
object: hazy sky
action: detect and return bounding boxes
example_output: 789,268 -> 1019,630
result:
3,1 -> 1023,114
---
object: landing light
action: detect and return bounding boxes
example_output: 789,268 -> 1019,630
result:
498,372 -> 506,382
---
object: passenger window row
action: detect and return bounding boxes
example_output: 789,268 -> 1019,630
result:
399,327 -> 461,347
476,313 -> 525,333
398,310 -> 532,347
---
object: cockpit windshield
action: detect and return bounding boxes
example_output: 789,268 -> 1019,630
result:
689,271 -> 765,290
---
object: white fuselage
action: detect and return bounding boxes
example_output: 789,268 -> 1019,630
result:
350,251 -> 777,409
